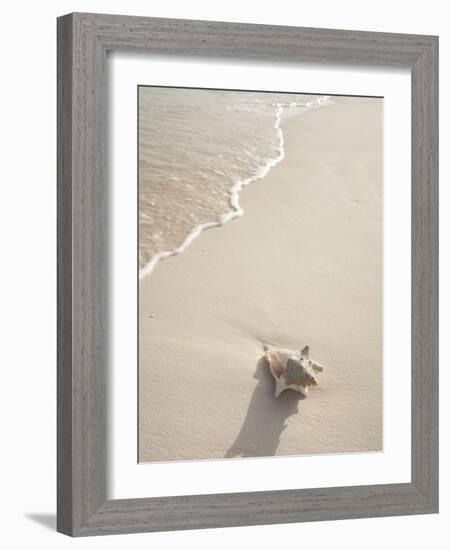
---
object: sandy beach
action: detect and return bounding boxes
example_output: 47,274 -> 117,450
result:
138,96 -> 383,462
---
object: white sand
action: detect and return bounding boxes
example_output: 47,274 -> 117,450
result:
139,96 -> 383,462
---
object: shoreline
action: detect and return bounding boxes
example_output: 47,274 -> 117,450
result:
139,96 -> 383,463
139,97 -> 331,279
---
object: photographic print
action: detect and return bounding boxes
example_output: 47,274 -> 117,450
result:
138,86 -> 383,463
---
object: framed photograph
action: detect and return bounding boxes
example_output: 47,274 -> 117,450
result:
57,13 -> 438,536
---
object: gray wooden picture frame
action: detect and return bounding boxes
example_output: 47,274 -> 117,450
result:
57,12 -> 438,537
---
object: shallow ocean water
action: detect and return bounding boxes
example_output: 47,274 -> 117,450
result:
138,87 -> 328,274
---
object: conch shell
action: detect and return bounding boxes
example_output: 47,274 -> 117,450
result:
264,345 -> 324,397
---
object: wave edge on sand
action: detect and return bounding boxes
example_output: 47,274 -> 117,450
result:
139,96 -> 331,280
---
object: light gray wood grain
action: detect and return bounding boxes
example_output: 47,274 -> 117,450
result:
57,12 -> 438,537
57,13 -> 74,534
